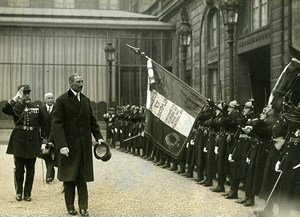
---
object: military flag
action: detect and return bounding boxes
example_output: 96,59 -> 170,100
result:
145,59 -> 207,159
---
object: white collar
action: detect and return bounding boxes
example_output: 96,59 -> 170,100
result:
70,88 -> 80,96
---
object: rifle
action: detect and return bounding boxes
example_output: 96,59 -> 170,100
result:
123,134 -> 141,143
206,99 -> 271,144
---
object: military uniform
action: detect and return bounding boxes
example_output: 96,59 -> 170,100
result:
2,85 -> 46,201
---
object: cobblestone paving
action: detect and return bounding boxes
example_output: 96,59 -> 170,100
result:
1,145 -> 299,217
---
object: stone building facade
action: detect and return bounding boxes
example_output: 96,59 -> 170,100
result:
0,0 -> 299,125
144,0 -> 299,112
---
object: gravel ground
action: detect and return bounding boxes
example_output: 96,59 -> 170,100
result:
0,144 -> 299,217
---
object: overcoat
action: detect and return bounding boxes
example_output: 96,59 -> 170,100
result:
39,104 -> 57,163
52,90 -> 103,182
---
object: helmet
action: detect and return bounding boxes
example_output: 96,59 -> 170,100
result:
244,101 -> 254,109
228,100 -> 238,108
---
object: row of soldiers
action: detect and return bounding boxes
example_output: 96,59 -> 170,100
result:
104,98 -> 299,217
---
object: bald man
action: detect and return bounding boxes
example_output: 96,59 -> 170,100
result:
40,92 -> 56,183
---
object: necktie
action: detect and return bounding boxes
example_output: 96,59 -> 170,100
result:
77,93 -> 80,102
47,106 -> 51,114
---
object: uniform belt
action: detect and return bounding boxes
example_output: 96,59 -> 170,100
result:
239,134 -> 251,139
15,125 -> 39,131
289,137 -> 300,144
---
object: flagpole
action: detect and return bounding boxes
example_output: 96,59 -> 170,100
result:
126,44 -> 208,102
126,44 -> 150,60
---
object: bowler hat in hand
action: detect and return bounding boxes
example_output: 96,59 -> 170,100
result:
94,142 -> 111,162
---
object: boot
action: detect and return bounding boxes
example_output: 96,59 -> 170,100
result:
177,165 -> 185,174
211,185 -> 225,192
244,197 -> 255,206
225,191 -> 238,199
203,179 -> 213,187
169,164 -> 178,171
198,179 -> 207,185
236,197 -> 248,204
162,159 -> 171,169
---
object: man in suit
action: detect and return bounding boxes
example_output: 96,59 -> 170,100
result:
40,92 -> 56,183
52,74 -> 104,216
2,85 -> 47,202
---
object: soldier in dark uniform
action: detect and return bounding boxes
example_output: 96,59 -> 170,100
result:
272,46 -> 300,217
2,85 -> 46,202
221,100 -> 242,199
198,102 -> 218,187
194,103 -> 215,183
254,115 -> 288,217
242,105 -> 277,207
211,101 -> 229,192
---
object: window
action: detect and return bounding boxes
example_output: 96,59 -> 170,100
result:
54,0 -> 74,9
8,0 -> 29,7
208,9 -> 218,49
99,0 -> 120,10
252,0 -> 269,30
208,65 -> 218,102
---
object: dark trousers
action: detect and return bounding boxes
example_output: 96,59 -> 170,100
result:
44,156 -> 55,179
14,156 -> 36,197
63,168 -> 88,210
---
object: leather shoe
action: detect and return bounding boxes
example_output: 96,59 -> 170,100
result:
211,186 -> 225,192
23,196 -> 31,202
80,209 -> 89,216
198,179 -> 207,185
169,166 -> 178,171
225,192 -> 238,199
221,191 -> 231,196
203,180 -> 213,187
15,194 -> 22,201
236,197 -> 248,204
244,198 -> 255,206
68,209 -> 78,215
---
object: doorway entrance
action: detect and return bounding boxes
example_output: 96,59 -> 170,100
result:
239,46 -> 270,113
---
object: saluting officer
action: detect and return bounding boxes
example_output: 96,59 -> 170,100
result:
2,85 -> 46,202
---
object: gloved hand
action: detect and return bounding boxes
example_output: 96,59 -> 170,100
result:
214,146 -> 219,154
141,131 -> 144,137
41,144 -> 46,151
98,139 -> 104,144
228,154 -> 234,162
60,147 -> 69,157
242,126 -> 253,134
190,140 -> 195,145
275,161 -> 281,172
246,157 -> 251,164
13,87 -> 24,101
203,147 -> 207,153
226,134 -> 231,143
273,137 -> 285,150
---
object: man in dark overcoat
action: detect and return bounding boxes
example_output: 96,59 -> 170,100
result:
40,92 -> 56,183
52,74 -> 104,216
